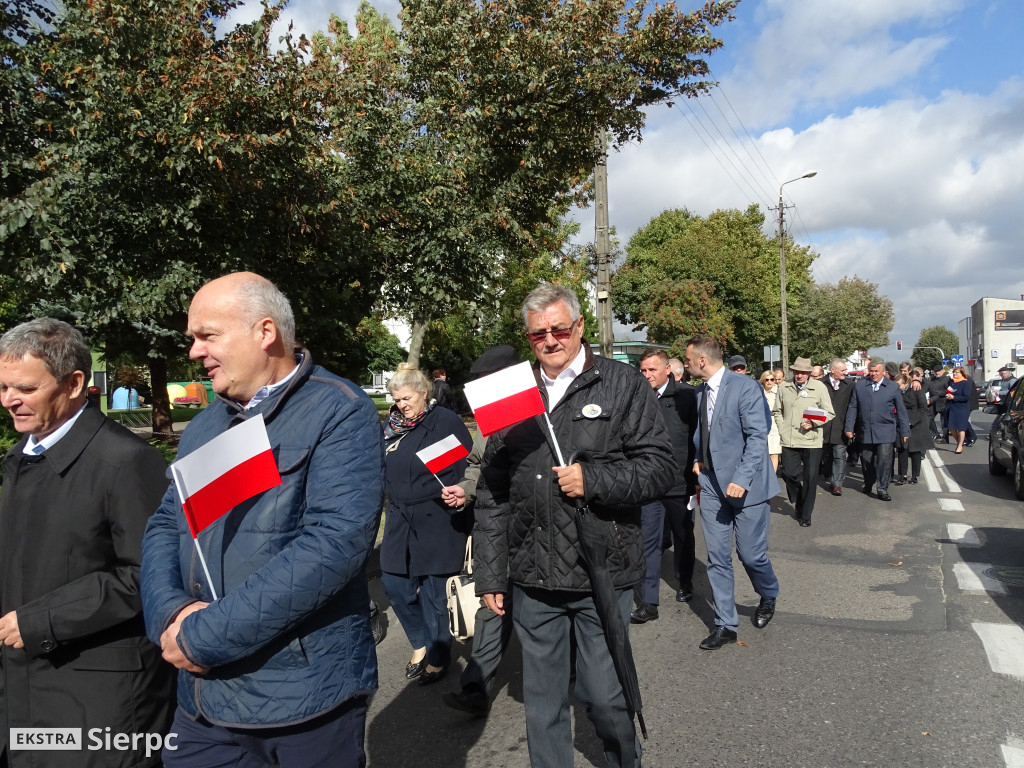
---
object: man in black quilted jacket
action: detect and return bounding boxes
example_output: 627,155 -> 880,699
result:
474,283 -> 675,768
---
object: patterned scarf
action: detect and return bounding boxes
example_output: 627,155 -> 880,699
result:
383,400 -> 435,448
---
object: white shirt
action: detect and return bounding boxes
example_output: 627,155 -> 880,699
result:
24,402 -> 88,455
656,381 -> 669,398
540,344 -> 588,411
704,366 -> 726,423
245,358 -> 301,410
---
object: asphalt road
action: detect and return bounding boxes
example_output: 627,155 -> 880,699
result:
365,412 -> 1024,767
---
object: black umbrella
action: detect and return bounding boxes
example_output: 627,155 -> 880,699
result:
573,499 -> 648,739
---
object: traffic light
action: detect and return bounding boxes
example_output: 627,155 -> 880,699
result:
896,341 -> 902,351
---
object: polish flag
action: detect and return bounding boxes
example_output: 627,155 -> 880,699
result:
464,361 -> 546,436
170,414 -> 282,538
802,407 -> 828,423
946,385 -> 954,395
416,434 -> 470,474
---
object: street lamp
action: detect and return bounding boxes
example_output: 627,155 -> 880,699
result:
778,170 -> 817,371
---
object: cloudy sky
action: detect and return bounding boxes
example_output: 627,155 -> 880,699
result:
230,0 -> 1024,362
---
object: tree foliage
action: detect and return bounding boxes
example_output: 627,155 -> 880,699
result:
2,0 -> 738,430
912,325 -> 958,371
788,277 -> 894,363
612,206 -> 815,362
317,0 -> 738,364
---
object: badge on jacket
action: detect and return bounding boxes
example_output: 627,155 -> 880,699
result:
582,404 -> 602,418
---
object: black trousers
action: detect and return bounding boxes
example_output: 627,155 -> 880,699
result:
896,448 -> 923,479
662,496 -> 695,589
860,442 -> 895,492
780,446 -> 822,523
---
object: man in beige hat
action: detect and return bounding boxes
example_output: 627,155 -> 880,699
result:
772,357 -> 834,527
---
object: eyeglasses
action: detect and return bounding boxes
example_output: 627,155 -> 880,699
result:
525,324 -> 576,342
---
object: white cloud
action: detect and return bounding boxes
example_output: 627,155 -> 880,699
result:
720,0 -> 966,127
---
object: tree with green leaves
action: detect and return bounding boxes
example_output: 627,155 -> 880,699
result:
788,277 -> 894,364
1,0 -> 380,432
912,326 -> 958,371
318,0 -> 739,366
612,205 -> 815,363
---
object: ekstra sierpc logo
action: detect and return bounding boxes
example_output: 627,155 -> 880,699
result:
10,728 -> 176,758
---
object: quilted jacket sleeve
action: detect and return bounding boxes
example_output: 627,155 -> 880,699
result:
578,371 -> 676,509
176,395 -> 385,669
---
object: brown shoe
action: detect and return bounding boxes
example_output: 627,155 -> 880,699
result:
831,486 -> 842,496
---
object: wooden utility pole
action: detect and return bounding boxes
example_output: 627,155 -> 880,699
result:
594,127 -> 614,359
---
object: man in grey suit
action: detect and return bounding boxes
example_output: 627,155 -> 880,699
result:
844,359 -> 910,501
686,335 -> 781,650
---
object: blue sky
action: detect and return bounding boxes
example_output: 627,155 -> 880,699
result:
235,0 -> 1024,363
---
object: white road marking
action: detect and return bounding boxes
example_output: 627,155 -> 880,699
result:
973,623 -> 1024,681
939,499 -> 965,512
955,563 -> 1007,595
927,450 -> 961,493
947,522 -> 979,545
921,455 -> 941,492
1003,744 -> 1024,768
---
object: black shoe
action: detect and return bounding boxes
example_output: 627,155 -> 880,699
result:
909,477 -> 918,484
443,689 -> 491,717
630,603 -> 659,624
754,597 -> 776,628
862,485 -> 873,495
964,440 -> 976,447
877,492 -> 892,501
418,666 -> 448,686
894,476 -> 906,486
675,584 -> 693,603
699,627 -> 738,650
405,660 -> 426,680
799,520 -> 811,527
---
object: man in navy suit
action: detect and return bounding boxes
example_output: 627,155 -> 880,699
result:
843,359 -> 909,501
686,335 -> 781,650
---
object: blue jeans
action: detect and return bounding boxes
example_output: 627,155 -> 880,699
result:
381,571 -> 452,668
512,585 -> 641,768
163,696 -> 367,768
698,471 -> 779,632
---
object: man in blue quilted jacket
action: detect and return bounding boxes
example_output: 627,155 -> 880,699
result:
141,273 -> 385,768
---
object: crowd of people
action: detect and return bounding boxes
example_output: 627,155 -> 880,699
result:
0,270 -> 992,768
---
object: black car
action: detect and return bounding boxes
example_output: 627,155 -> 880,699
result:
987,379 -> 1024,499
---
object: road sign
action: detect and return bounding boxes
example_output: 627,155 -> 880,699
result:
951,354 -> 964,367
763,345 -> 780,362
941,358 -> 951,367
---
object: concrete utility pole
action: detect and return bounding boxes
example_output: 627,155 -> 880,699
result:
594,127 -> 614,359
777,171 -> 817,371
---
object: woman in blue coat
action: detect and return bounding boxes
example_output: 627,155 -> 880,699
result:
381,364 -> 472,685
944,366 -> 972,453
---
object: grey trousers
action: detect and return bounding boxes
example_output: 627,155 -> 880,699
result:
512,585 -> 641,768
460,598 -> 514,696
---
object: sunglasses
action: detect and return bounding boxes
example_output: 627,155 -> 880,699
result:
525,323 -> 576,342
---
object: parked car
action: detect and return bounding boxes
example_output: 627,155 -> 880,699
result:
986,380 -> 1024,499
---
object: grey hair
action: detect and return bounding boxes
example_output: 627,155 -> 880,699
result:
0,318 -> 92,384
235,277 -> 296,350
684,334 -> 723,365
868,358 -> 885,368
387,362 -> 433,399
521,283 -> 581,325
829,358 -> 846,372
668,358 -> 686,377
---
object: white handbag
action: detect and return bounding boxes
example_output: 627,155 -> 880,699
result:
446,538 -> 480,641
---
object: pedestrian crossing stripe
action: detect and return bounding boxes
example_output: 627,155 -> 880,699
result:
972,623 -> 1024,681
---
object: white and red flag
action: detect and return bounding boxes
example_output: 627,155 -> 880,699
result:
802,407 -> 828,423
416,434 -> 470,475
463,361 -> 546,436
170,414 -> 282,539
